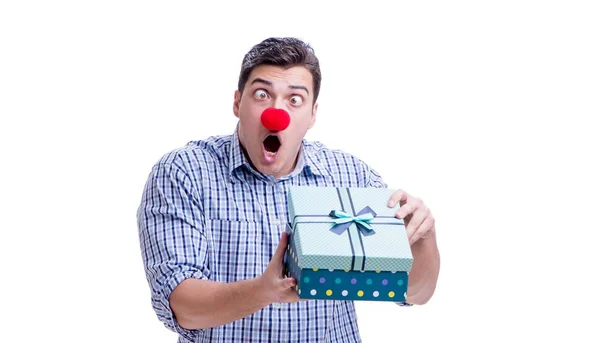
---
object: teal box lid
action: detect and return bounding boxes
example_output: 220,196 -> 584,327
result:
287,186 -> 413,273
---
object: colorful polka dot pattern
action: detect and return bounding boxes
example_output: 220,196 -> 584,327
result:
285,238 -> 409,302
289,267 -> 409,302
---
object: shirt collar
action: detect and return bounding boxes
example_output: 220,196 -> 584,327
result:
300,142 -> 330,177
228,124 -> 330,182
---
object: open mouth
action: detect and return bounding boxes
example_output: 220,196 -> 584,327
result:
263,135 -> 281,157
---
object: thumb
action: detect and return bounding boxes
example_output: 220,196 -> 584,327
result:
272,232 -> 289,263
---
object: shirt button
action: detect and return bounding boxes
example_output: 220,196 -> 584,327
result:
273,302 -> 281,309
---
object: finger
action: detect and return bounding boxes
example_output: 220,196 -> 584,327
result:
273,231 -> 289,262
387,189 -> 408,208
409,215 -> 435,245
395,202 -> 417,220
273,277 -> 295,295
267,233 -> 289,276
406,206 -> 429,237
283,276 -> 296,290
283,288 -> 301,303
275,279 -> 299,302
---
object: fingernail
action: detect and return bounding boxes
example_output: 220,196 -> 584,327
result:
387,200 -> 394,207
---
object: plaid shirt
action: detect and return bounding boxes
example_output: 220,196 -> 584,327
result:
137,127 -> 408,342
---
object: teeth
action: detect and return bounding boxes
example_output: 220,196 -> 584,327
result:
266,151 -> 276,157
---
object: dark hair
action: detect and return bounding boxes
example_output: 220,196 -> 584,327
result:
238,37 -> 322,103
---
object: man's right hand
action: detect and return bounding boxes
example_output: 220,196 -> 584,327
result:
258,232 -> 300,304
170,231 -> 301,330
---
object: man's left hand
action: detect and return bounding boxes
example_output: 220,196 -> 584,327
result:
387,189 -> 435,245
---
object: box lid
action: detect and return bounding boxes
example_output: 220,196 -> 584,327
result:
288,186 -> 413,273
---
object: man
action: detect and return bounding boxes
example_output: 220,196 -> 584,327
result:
137,37 -> 440,342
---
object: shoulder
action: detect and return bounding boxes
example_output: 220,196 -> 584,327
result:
152,134 -> 233,174
303,140 -> 381,187
304,140 -> 368,166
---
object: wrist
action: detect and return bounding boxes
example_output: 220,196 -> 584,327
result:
417,230 -> 437,246
251,275 -> 273,307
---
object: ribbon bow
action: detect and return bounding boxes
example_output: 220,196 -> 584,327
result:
329,206 -> 377,236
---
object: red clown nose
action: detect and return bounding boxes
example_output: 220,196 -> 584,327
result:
261,107 -> 290,131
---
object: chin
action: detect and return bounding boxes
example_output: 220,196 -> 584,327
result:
256,159 -> 287,178
259,164 -> 283,178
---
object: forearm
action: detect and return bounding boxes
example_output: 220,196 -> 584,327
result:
170,277 -> 270,330
406,232 -> 440,305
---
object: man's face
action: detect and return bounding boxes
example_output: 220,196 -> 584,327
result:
233,65 -> 318,179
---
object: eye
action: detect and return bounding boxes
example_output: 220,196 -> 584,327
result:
289,95 -> 303,106
254,89 -> 269,100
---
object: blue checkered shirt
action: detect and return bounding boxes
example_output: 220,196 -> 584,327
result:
137,127 -> 406,342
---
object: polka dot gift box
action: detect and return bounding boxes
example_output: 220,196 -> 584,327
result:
284,186 -> 413,302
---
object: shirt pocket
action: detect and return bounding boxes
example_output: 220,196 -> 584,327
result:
205,219 -> 273,283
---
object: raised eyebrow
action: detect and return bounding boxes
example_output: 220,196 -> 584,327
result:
250,78 -> 272,87
289,85 -> 309,95
250,78 -> 309,95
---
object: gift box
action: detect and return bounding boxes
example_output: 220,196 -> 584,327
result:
284,186 -> 413,302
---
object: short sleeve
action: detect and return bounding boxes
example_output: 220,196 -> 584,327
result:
358,159 -> 387,188
137,157 -> 210,341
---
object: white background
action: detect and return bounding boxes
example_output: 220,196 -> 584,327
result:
1,1 -> 599,342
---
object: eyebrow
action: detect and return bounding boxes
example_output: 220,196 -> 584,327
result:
250,78 -> 310,95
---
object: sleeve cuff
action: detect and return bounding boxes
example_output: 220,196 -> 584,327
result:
155,269 -> 210,341
395,301 -> 414,307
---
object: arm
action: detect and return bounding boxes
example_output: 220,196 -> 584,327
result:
171,232 -> 297,330
405,231 -> 440,305
171,278 -> 267,329
365,165 -> 440,305
138,157 -> 297,339
388,190 -> 440,305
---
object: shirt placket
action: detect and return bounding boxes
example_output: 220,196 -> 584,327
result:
267,177 -> 290,341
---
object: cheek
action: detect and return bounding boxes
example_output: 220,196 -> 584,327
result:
240,108 -> 264,131
285,117 -> 311,142
239,118 -> 260,143
291,112 -> 313,130
242,123 -> 260,141
239,98 -> 264,117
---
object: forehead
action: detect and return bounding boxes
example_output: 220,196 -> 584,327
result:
246,65 -> 313,91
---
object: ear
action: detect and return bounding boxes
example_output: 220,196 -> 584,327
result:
309,102 -> 318,129
233,90 -> 241,118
